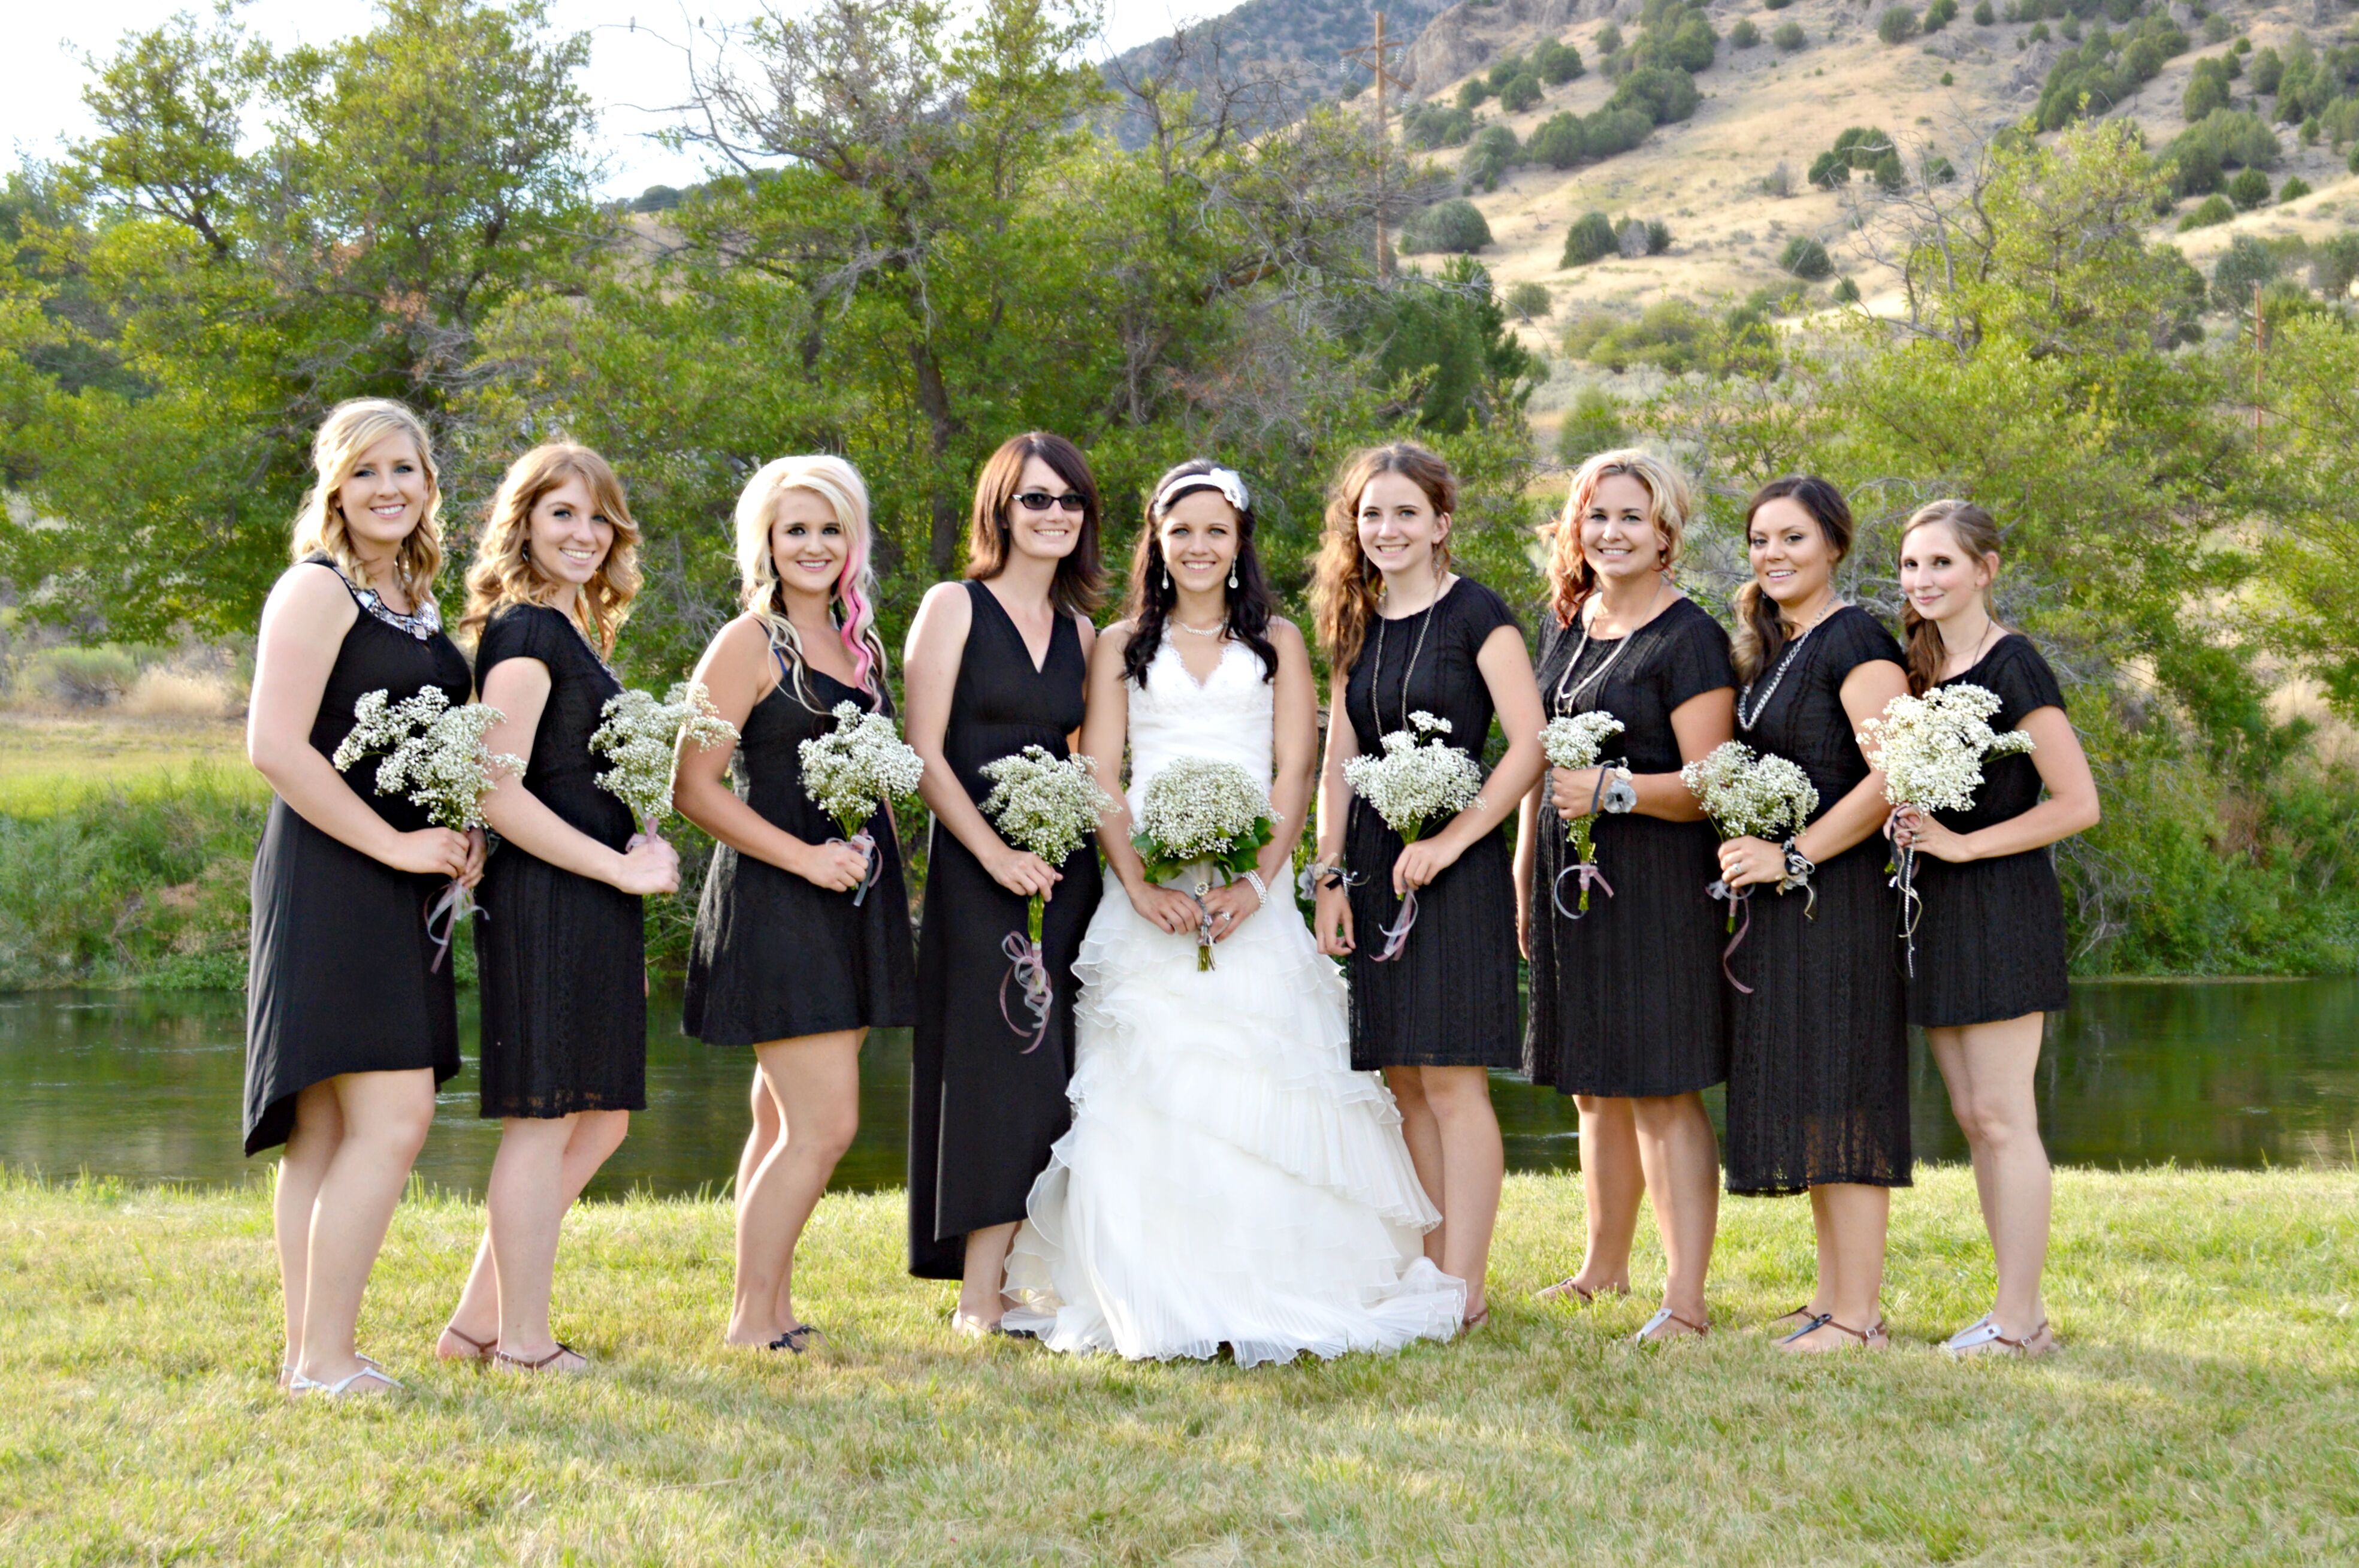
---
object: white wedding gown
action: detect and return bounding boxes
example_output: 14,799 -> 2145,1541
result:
1001,636 -> 1466,1365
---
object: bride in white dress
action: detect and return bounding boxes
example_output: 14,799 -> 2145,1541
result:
1001,462 -> 1466,1364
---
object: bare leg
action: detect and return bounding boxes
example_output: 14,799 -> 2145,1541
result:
1386,1067 -> 1446,1265
1557,1095 -> 1639,1298
1930,1016 -> 2051,1336
438,1231 -> 499,1359
956,1223 -> 1021,1329
446,1107 -> 629,1359
293,1069 -> 436,1389
273,1080 -> 343,1376
737,1065 -> 779,1210
1630,1092 -> 1719,1326
1783,1183 -> 1889,1352
1421,1065 -> 1504,1319
487,1109 -> 630,1367
726,1030 -> 862,1346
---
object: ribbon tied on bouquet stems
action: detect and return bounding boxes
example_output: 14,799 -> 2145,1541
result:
998,899 -> 1054,1054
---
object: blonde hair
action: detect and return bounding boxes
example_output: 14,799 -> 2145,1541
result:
288,398 -> 445,601
1549,449 -> 1692,627
733,454 -> 888,708
1898,499 -> 2004,696
459,443 -> 642,655
1310,442 -> 1458,675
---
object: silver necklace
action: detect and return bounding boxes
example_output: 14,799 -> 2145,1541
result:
1369,577 -> 1449,734
1171,618 -> 1227,636
1943,617 -> 1997,681
1737,598 -> 1841,732
1552,581 -> 1666,715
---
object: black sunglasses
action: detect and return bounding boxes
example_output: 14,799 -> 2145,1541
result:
1013,490 -> 1088,513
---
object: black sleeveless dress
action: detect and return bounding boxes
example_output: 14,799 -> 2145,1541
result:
472,604 -> 646,1119
908,581 -> 1103,1279
243,560 -> 472,1156
1525,597 -> 1735,1098
1907,635 -> 2073,1027
1341,575 -> 1523,1072
1722,606 -> 1911,1197
683,655 -> 919,1045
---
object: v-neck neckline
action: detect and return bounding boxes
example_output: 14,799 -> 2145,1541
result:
980,581 -> 1058,675
1165,632 -> 1236,689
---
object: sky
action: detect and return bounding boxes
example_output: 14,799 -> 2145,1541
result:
1,0 -> 1225,198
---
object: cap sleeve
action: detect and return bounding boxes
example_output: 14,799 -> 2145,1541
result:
1819,606 -> 1904,685
1452,576 -> 1520,653
1987,636 -> 2065,727
1658,600 -> 1736,709
476,603 -> 561,679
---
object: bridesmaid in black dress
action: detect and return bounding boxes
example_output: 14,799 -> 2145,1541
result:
1713,476 -> 1911,1352
902,432 -> 1105,1332
246,398 -> 481,1397
1892,500 -> 2098,1359
1517,451 -> 1735,1343
434,444 -> 680,1376
1310,442 -> 1545,1331
677,454 -> 919,1355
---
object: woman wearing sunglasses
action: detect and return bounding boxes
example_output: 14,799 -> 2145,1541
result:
901,432 -> 1107,1335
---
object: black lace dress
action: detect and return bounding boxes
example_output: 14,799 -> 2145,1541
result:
1907,635 -> 2073,1027
1341,575 -> 1523,1072
1721,606 -> 1911,1197
684,656 -> 919,1045
471,604 -> 645,1119
1525,597 -> 1735,1098
908,582 -> 1104,1279
243,560 -> 471,1156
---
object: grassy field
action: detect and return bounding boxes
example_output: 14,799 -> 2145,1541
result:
0,713 -> 256,818
1,1165 -> 2352,1564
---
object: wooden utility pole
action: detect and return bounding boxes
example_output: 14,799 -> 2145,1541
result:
1343,11 -> 1409,277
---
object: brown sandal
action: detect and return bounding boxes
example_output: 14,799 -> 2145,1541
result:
493,1342 -> 588,1373
1535,1277 -> 1627,1305
1460,1306 -> 1491,1336
438,1325 -> 496,1364
1633,1307 -> 1709,1343
1777,1313 -> 1888,1350
1768,1302 -> 1819,1331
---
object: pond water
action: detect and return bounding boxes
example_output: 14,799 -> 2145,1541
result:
2,979 -> 2353,1200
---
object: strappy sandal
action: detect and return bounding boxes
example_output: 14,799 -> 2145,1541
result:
766,1324 -> 823,1355
1776,1312 -> 1889,1351
492,1342 -> 588,1374
288,1364 -> 402,1398
1460,1306 -> 1491,1336
1633,1307 -> 1708,1344
437,1325 -> 496,1364
1946,1316 -> 2054,1359
1768,1302 -> 1820,1331
1535,1277 -> 1627,1305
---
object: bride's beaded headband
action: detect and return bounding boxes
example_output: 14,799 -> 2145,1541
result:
1151,466 -> 1250,519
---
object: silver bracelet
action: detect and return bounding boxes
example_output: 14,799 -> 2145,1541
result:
1242,869 -> 1269,907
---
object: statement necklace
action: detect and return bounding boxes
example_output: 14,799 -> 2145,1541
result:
1553,579 -> 1666,715
1737,598 -> 1841,732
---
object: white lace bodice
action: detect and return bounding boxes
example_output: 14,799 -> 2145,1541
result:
1123,635 -> 1274,816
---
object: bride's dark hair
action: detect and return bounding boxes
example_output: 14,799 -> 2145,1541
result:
1122,458 -> 1279,688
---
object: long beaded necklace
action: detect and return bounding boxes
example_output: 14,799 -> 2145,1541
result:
1736,597 -> 1841,732
1551,579 -> 1667,717
1368,575 -> 1452,734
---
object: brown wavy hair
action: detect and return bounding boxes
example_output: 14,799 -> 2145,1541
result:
1732,475 -> 1853,684
962,431 -> 1104,617
1898,499 -> 2004,696
460,443 -> 642,655
1310,442 -> 1458,676
288,398 -> 446,602
1548,448 -> 1693,628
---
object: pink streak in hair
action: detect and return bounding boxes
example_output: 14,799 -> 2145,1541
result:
836,532 -> 877,695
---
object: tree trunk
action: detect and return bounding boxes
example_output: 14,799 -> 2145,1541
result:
913,340 -> 962,574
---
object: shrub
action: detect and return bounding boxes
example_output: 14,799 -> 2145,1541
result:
2175,193 -> 2235,229
1973,0 -> 1995,22
2313,233 -> 2359,298
2183,59 -> 2231,123
1878,6 -> 1919,44
1555,386 -> 1629,463
1833,276 -> 1862,303
1925,0 -> 1958,31
1457,78 -> 1491,109
1778,234 -> 1835,279
1527,111 -> 1586,168
2211,233 -> 2279,308
1807,150 -> 1848,188
1403,102 -> 1477,149
1922,153 -> 1958,183
1594,22 -> 1624,54
1608,64 -> 1702,125
2278,175 -> 2311,202
1760,160 -> 1795,197
1403,198 -> 1494,255
1505,280 -> 1554,320
1648,16 -> 1720,72
1869,149 -> 1907,189
2248,46 -> 2282,96
1584,105 -> 1655,156
2027,21 -> 2050,43
1487,52 -> 1532,90
1772,20 -> 1807,50
1533,37 -> 1585,83
1764,0 -> 1795,10
2351,143 -> 2359,175
2202,13 -> 2231,42
1462,124 -> 1521,192
1498,71 -> 1544,111
2226,166 -> 2271,209
1561,210 -> 1620,266
1645,217 -> 1672,254
2173,108 -> 2282,176
1730,18 -> 1762,47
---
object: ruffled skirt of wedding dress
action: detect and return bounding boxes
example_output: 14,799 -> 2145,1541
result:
1002,874 -> 1467,1367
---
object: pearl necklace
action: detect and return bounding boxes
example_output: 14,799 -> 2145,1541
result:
1170,618 -> 1227,636
1737,598 -> 1841,732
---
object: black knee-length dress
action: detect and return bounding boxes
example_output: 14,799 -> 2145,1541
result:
908,581 -> 1103,1279
684,654 -> 919,1045
1907,635 -> 2072,1028
471,603 -> 646,1119
1342,575 -> 1523,1073
243,560 -> 472,1156
1525,596 -> 1735,1098
1722,606 -> 1911,1197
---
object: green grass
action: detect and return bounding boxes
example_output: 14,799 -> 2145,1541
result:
2,1165 -> 2352,1563
0,714 -> 256,818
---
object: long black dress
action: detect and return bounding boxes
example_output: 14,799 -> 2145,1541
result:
1525,596 -> 1735,1098
1722,606 -> 1911,1197
243,560 -> 472,1156
472,603 -> 645,1119
684,654 -> 919,1044
1342,575 -> 1523,1072
908,581 -> 1103,1280
1907,634 -> 2073,1027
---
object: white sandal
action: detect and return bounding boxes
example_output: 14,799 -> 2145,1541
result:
289,1364 -> 402,1397
1633,1307 -> 1709,1343
1946,1316 -> 2055,1358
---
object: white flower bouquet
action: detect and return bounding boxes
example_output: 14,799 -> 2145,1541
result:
332,685 -> 527,969
1680,740 -> 1821,993
590,680 -> 741,830
979,745 -> 1114,1051
1540,711 -> 1632,915
799,700 -> 926,904
1132,756 -> 1279,969
1342,711 -> 1485,961
1856,681 -> 2034,975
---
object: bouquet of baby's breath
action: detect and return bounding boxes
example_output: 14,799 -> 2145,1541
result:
1342,711 -> 1485,961
1133,756 -> 1279,969
980,745 -> 1114,1051
799,700 -> 925,904
333,685 -> 527,969
1680,741 -> 1820,848
1541,712 -> 1633,915
1856,682 -> 2033,975
590,681 -> 740,830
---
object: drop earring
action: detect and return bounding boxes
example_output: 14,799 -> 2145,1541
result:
1162,566 -> 1171,591
1227,562 -> 1238,589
